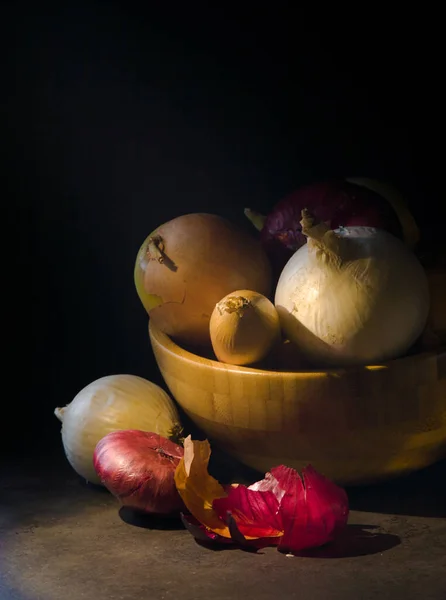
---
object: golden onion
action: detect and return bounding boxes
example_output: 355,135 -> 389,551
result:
209,289 -> 281,366
134,213 -> 272,349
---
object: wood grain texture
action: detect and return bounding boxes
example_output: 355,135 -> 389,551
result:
149,322 -> 446,485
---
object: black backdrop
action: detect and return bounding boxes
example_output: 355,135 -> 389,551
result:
5,5 -> 441,458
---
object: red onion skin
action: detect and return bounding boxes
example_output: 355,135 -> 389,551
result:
93,430 -> 185,516
261,179 -> 403,276
181,463 -> 349,553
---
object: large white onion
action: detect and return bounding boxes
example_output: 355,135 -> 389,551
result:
54,375 -> 182,484
274,209 -> 430,367
420,266 -> 446,349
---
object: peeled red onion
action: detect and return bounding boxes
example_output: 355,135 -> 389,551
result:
246,179 -> 418,278
176,436 -> 349,554
93,430 -> 185,515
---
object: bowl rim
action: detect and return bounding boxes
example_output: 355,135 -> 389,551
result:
149,321 -> 446,379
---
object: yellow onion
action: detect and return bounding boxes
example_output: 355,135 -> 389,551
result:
209,290 -> 281,365
134,213 -> 272,349
54,375 -> 182,484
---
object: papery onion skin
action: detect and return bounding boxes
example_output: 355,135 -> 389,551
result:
215,465 -> 349,554
134,213 -> 272,349
174,436 -> 230,537
275,212 -> 430,367
94,430 -> 185,515
180,513 -> 234,544
176,437 -> 349,554
272,465 -> 349,554
55,375 -> 182,485
209,289 -> 281,365
181,513 -> 281,550
213,485 -> 283,538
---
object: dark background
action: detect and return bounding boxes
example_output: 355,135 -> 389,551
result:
5,5 -> 442,458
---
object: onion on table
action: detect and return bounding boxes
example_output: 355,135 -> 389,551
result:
94,430 -> 185,516
274,209 -> 430,367
54,375 -> 182,485
134,212 -> 272,349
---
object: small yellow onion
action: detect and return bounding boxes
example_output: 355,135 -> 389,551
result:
209,290 -> 281,366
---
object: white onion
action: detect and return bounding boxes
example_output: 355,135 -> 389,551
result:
54,374 -> 181,484
274,209 -> 430,367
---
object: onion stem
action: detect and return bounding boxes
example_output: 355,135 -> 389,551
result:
54,407 -> 65,422
146,235 -> 165,264
217,295 -> 251,318
300,208 -> 345,264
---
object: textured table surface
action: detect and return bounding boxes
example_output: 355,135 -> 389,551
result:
1,452 -> 446,600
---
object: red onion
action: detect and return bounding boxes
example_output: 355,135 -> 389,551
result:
245,179 -> 409,277
93,430 -> 185,515
176,436 -> 349,554
213,464 -> 349,553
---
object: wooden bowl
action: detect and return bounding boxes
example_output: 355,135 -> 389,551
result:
149,322 -> 446,485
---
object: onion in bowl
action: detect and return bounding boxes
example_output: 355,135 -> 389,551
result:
246,178 -> 419,279
134,213 -> 272,349
275,209 -> 430,367
209,289 -> 281,366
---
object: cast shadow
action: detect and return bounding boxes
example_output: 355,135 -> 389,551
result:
118,506 -> 185,530
291,524 -> 401,558
190,524 -> 400,557
192,540 -> 243,553
346,459 -> 446,518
